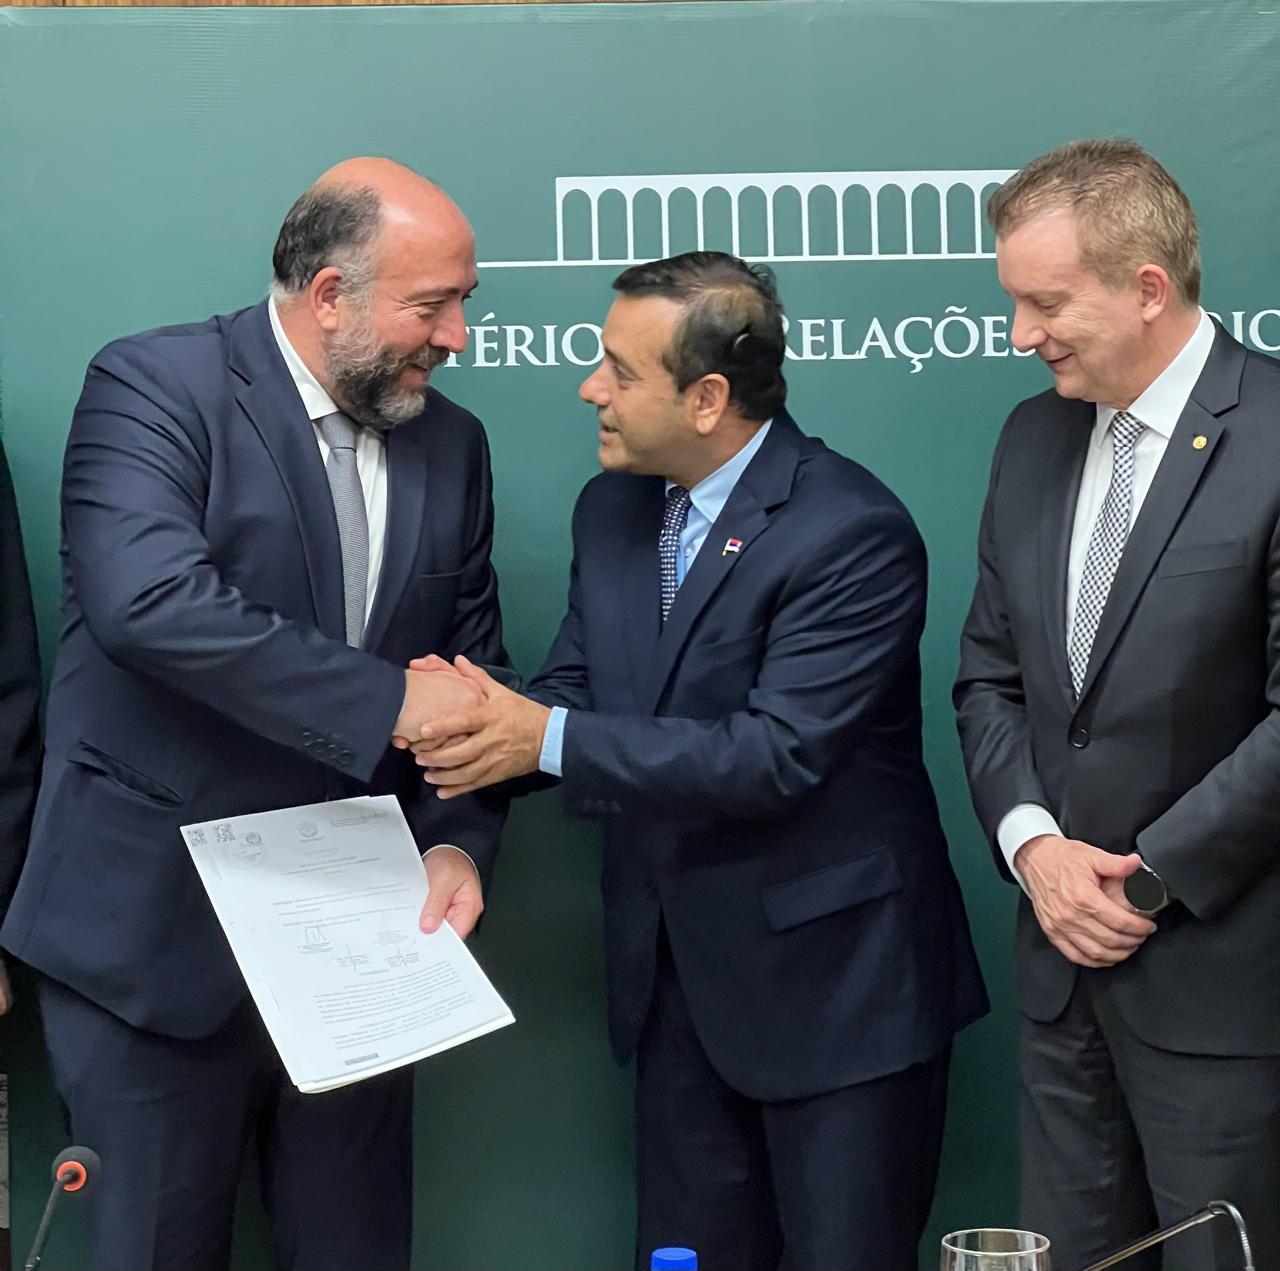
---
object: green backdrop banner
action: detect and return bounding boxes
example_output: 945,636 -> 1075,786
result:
1,2 -> 1277,1266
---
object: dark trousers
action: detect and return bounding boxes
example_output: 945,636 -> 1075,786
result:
633,940 -> 950,1271
39,975 -> 413,1271
1019,973 -> 1280,1271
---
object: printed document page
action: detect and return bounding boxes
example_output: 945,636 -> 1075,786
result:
183,795 -> 513,1093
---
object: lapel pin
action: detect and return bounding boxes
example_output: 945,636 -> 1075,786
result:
1193,435 -> 1208,450
722,538 -> 743,556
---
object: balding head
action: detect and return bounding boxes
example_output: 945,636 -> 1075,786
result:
272,157 -> 472,300
270,158 -> 477,432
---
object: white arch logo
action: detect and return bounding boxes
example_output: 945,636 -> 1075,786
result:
478,169 -> 1015,269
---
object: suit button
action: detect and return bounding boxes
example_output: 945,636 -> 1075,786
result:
338,750 -> 353,766
1070,728 -> 1090,749
302,730 -> 313,744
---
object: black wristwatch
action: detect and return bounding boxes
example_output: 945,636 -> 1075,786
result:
1123,858 -> 1171,917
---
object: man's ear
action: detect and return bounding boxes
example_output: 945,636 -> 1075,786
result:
690,374 -> 731,437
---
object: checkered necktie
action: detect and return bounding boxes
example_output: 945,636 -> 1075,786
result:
659,485 -> 692,622
318,410 -> 369,647
1068,410 -> 1146,696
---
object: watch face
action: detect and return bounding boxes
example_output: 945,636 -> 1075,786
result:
1124,868 -> 1166,913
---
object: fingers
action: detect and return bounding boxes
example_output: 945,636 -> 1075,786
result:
424,759 -> 489,788
419,712 -> 483,743
1092,850 -> 1144,878
453,655 -> 495,696
419,890 -> 449,934
409,653 -> 453,673
442,892 -> 483,939
415,736 -> 483,768
420,851 -> 483,934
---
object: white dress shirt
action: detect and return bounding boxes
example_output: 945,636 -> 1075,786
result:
267,296 -> 388,623
997,310 -> 1216,884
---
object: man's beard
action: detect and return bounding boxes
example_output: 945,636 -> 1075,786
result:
325,313 -> 447,434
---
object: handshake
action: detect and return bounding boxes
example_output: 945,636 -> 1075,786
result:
390,654 -> 552,798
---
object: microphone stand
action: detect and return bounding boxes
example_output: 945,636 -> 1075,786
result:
1077,1200 -> 1254,1271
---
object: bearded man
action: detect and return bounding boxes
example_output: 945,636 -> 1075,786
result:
0,158 -> 508,1271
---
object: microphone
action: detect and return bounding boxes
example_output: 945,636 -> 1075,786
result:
23,1146 -> 101,1271
1078,1199 -> 1254,1271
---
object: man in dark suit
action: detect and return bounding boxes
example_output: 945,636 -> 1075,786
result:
0,435 -> 41,1018
409,251 -> 988,1270
1,159 -> 508,1271
955,139 -> 1280,1271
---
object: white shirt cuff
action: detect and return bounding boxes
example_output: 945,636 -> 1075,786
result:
539,706 -> 567,777
422,843 -> 478,874
996,804 -> 1063,892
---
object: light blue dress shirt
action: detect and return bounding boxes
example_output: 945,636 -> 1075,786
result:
538,421 -> 773,776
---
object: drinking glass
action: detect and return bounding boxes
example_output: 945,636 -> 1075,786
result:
940,1228 -> 1052,1271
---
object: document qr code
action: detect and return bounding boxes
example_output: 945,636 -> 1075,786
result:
188,828 -> 207,848
214,823 -> 234,844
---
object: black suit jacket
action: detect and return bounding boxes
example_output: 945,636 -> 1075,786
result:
1,302 -> 508,1038
531,414 -> 988,1102
0,438 -> 41,917
955,326 -> 1280,1055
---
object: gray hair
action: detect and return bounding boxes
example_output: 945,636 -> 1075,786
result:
269,183 -> 381,303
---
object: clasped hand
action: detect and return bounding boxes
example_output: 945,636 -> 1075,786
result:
1014,834 -> 1158,968
392,653 -> 549,798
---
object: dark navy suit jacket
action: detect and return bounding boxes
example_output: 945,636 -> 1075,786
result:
530,413 -> 987,1101
1,301 -> 508,1038
0,439 -> 41,917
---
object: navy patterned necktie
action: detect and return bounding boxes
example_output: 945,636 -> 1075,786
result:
1068,409 -> 1146,696
318,410 -> 369,647
659,485 -> 692,623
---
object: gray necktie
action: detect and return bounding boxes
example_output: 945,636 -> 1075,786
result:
318,411 -> 369,647
659,485 -> 692,622
1068,410 -> 1146,696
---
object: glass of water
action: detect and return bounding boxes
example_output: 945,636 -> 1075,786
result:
940,1228 -> 1051,1271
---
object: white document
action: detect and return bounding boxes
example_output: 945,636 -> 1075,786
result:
182,795 -> 514,1093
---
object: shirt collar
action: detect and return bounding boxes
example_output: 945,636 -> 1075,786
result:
267,295 -> 341,422
1095,308 -> 1215,443
667,419 -> 773,524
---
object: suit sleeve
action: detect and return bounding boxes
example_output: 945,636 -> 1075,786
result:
1137,509 -> 1280,919
554,503 -> 927,820
0,439 -> 41,918
953,407 -> 1054,883
527,521 -> 593,713
404,422 -> 511,884
62,353 -> 405,784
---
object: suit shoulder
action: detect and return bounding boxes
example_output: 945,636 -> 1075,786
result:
90,309 -> 243,377
568,471 -> 658,530
78,311 -> 255,434
792,436 -> 918,531
418,386 -> 490,449
1239,342 -> 1280,393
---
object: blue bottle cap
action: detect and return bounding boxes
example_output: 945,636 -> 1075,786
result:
650,1248 -> 697,1270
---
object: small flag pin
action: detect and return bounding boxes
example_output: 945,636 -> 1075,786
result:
1193,435 -> 1208,450
722,538 -> 743,556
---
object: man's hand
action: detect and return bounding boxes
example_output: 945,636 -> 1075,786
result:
420,845 -> 484,939
0,955 -> 12,1016
411,656 -> 550,799
1014,835 -> 1157,968
391,660 -> 485,749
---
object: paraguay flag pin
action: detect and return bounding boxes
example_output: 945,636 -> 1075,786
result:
722,538 -> 743,556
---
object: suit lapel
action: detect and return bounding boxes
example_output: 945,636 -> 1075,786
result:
231,303 -> 346,642
641,415 -> 801,714
1076,327 -> 1243,704
1038,401 -> 1094,709
363,421 -> 428,651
